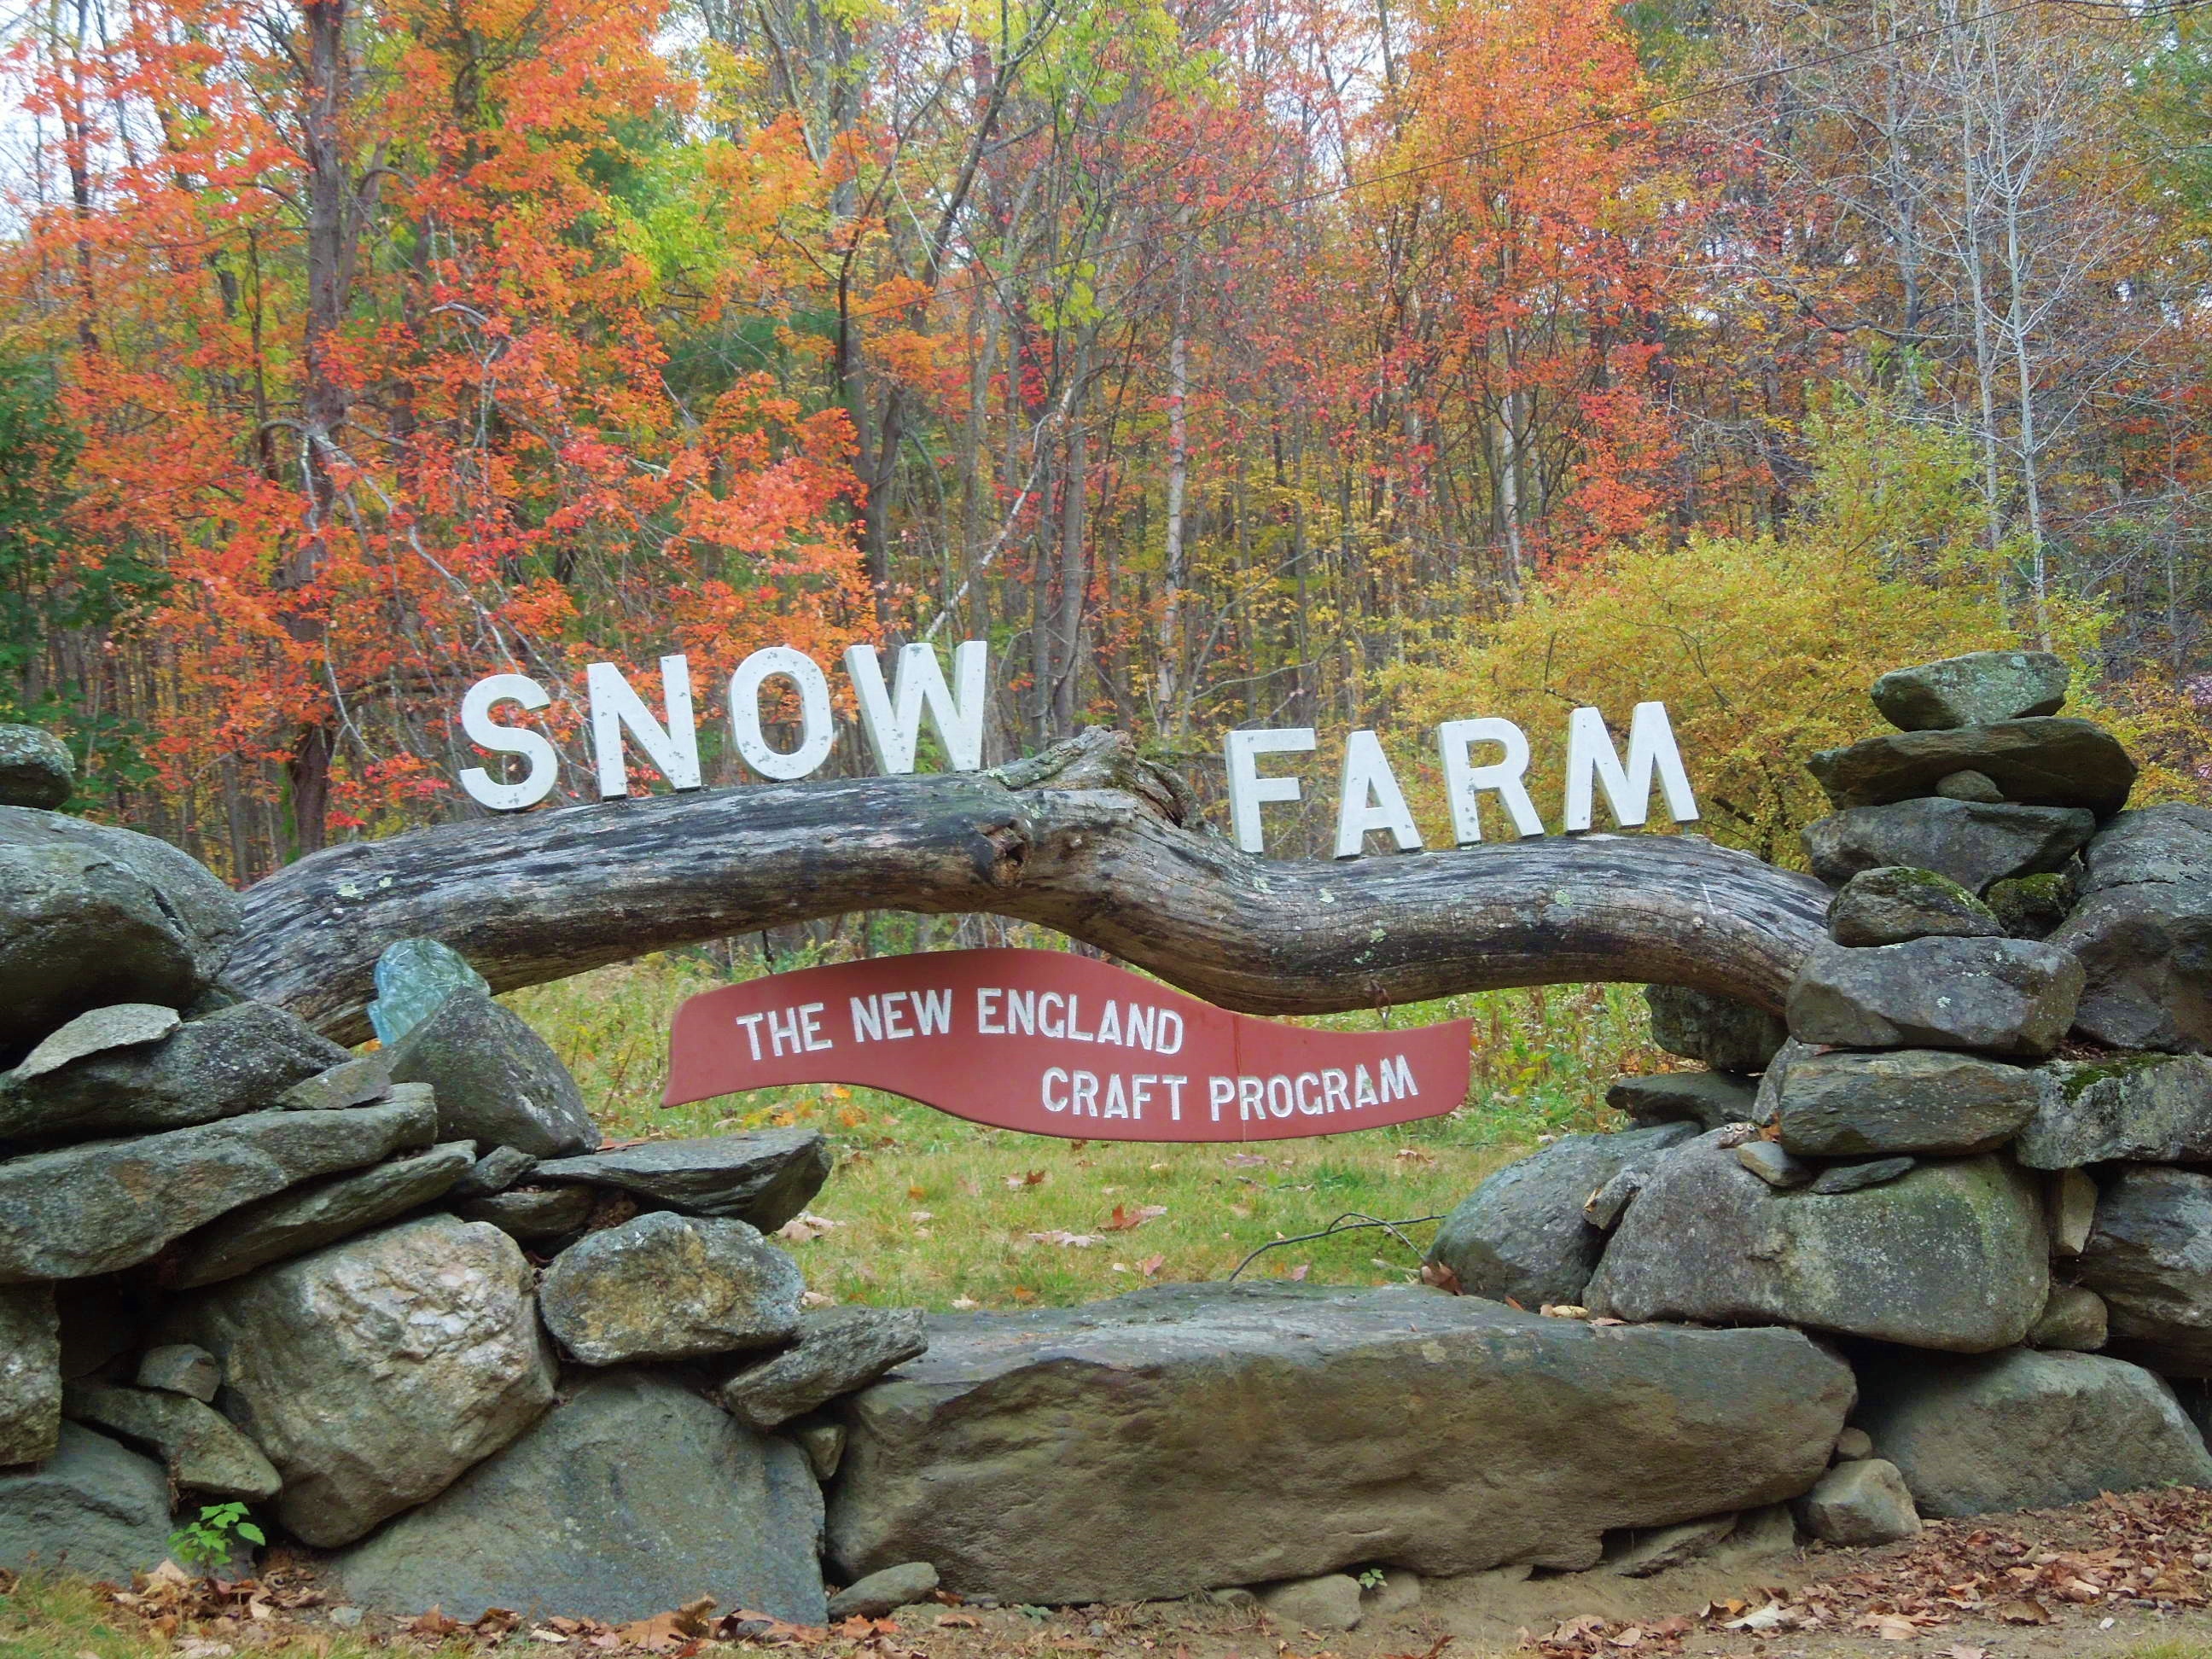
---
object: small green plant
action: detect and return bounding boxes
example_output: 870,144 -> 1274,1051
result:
166,1502 -> 263,1572
1356,1567 -> 1387,1591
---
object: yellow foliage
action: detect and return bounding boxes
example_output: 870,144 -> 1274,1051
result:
1388,533 -> 2086,866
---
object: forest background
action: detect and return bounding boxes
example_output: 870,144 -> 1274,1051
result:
4,0 -> 2212,886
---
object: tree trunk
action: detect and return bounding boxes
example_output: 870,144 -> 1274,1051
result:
231,730 -> 1831,1045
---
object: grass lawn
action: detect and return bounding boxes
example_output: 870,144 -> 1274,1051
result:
504,940 -> 1669,1311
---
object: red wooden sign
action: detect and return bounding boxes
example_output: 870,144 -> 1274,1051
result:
664,948 -> 1473,1143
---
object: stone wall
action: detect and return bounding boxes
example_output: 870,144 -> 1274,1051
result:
3,649 -> 2209,1634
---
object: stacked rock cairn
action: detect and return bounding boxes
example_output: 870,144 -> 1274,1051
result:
0,724 -> 929,1626
1430,649 -> 2212,1551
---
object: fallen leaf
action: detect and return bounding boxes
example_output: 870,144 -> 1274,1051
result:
614,1596 -> 719,1651
910,1210 -> 935,1224
777,1213 -> 838,1243
907,1185 -> 927,1199
1855,1612 -> 1918,1640
409,1608 -> 462,1639
799,1289 -> 835,1309
1286,1263 -> 1311,1281
951,1296 -> 981,1310
1941,1646 -> 1989,1659
935,1613 -> 983,1628
1999,1598 -> 2052,1625
1421,1260 -> 1463,1295
1103,1204 -> 1168,1231
1029,1231 -> 1103,1248
1005,1170 -> 1047,1189
1138,1254 -> 1165,1278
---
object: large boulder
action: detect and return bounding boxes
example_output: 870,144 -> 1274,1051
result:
1773,1049 -> 2040,1157
1827,868 -> 2002,948
167,1138 -> 476,1288
61,1379 -> 282,1501
387,992 -> 598,1158
1802,799 -> 2096,894
0,807 -> 242,1062
0,1423 -> 172,1580
1606,1071 -> 1761,1132
160,1214 -> 557,1546
533,1130 -> 832,1233
0,1091 -> 436,1284
0,1000 -> 350,1142
1424,1125 -> 1699,1307
332,1370 -> 824,1626
2075,1167 -> 2212,1377
0,1284 -> 58,1464
1584,1130 -> 2046,1352
716,1307 -> 930,1430
1853,1348 -> 2212,1516
1785,936 -> 2084,1059
1643,986 -> 1786,1074
2014,1054 -> 2212,1169
826,1284 -> 1853,1604
538,1212 -> 805,1366
2051,805 -> 2212,1052
1806,718 -> 2136,818
1870,651 -> 2069,731
0,725 -> 73,810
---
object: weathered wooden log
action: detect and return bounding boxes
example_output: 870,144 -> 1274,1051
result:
232,730 -> 1832,1044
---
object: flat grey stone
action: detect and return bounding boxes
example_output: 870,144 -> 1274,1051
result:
1362,1568 -> 1423,1616
1871,651 -> 2069,731
1644,986 -> 1786,1074
1425,1125 -> 1699,1308
2030,1285 -> 2108,1351
1582,1168 -> 1644,1231
1808,1156 -> 1915,1195
1586,1131 -> 2047,1353
368,939 -> 490,1048
451,1145 -> 537,1198
331,1368 -> 824,1626
1802,799 -> 2096,894
1854,1348 -> 2212,1516
458,1185 -> 595,1241
1834,1427 -> 1874,1460
1257,1573 -> 1363,1632
1793,1459 -> 1920,1545
1606,1070 -> 1760,1132
387,992 -> 597,1158
825,1283 -> 1854,1604
830,1561 -> 940,1621
533,1130 -> 832,1233
2051,806 -> 2212,1051
0,1423 -> 172,1580
1775,1049 -> 2040,1157
0,726 -> 74,810
277,1054 -> 393,1113
160,1214 -> 556,1546
1604,1514 -> 1738,1577
62,1379 -> 280,1500
0,1091 -> 436,1284
1807,718 -> 2136,818
715,1307 -> 928,1430
12,1004 -> 178,1080
1936,770 -> 2006,803
0,1285 -> 58,1465
0,807 -> 242,1060
1828,867 -> 2001,947
539,1212 -> 803,1366
167,1139 -> 476,1288
1737,1141 -> 1810,1188
0,1000 -> 350,1141
1786,936 -> 2084,1059
2075,1167 -> 2212,1376
2017,1053 -> 2212,1168
137,1344 -> 218,1403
